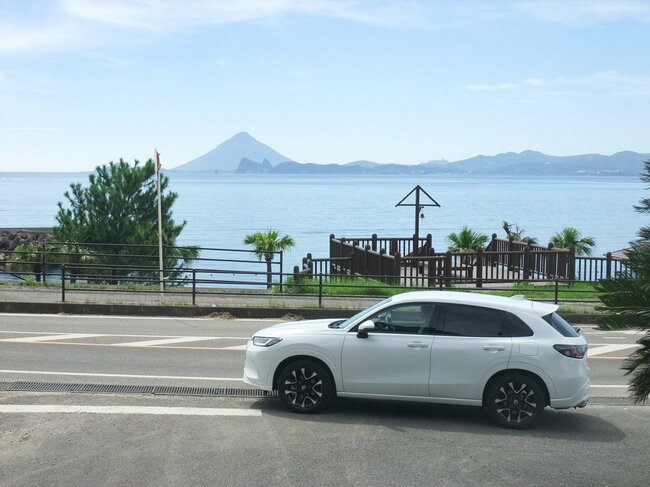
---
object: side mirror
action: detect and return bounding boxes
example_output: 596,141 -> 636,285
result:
357,320 -> 375,339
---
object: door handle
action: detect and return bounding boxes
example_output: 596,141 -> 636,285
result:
407,341 -> 429,349
482,345 -> 506,352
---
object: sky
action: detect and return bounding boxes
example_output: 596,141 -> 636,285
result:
1,0 -> 650,172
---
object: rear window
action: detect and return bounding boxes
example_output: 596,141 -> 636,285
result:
543,313 -> 579,337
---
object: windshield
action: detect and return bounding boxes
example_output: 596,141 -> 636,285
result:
333,297 -> 392,329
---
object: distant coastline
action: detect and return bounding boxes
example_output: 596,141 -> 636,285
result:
170,132 -> 650,176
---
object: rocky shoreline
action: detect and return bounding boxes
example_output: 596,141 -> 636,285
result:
0,228 -> 54,257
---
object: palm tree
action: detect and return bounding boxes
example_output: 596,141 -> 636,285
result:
244,229 -> 295,290
502,221 -> 537,244
10,241 -> 44,282
550,227 -> 596,256
446,226 -> 488,264
595,159 -> 650,405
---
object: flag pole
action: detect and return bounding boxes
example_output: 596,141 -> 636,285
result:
155,150 -> 164,292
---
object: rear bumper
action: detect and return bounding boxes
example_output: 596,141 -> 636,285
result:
550,377 -> 590,409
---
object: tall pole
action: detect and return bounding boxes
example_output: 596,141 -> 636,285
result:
414,186 -> 421,248
155,150 -> 164,292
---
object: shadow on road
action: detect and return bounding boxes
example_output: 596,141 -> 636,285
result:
253,396 -> 625,443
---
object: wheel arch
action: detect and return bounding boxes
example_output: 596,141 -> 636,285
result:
482,369 -> 550,407
273,355 -> 338,393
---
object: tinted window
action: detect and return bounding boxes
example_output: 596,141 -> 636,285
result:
441,304 -> 507,337
504,312 -> 534,337
543,313 -> 579,337
368,303 -> 436,334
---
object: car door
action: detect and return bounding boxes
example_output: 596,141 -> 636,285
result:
341,303 -> 436,397
428,303 -> 512,401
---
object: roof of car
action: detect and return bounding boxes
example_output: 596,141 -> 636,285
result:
388,290 -> 557,316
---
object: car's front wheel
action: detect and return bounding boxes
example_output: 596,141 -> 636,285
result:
276,360 -> 334,413
485,373 -> 545,429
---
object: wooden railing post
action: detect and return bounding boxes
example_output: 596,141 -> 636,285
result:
394,252 -> 401,285
523,246 -> 531,280
476,247 -> 483,288
444,251 -> 452,287
606,252 -> 612,279
568,245 -> 576,282
372,233 -> 378,252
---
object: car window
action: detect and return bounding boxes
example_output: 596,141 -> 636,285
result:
367,303 -> 436,334
543,312 -> 579,337
440,304 -> 507,337
504,312 -> 534,337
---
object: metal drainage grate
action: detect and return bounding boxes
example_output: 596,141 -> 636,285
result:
0,381 -> 276,398
588,396 -> 643,406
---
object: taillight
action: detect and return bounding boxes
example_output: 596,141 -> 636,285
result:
554,344 -> 588,359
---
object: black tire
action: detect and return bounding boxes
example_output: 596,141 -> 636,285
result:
276,360 -> 334,413
485,373 -> 545,429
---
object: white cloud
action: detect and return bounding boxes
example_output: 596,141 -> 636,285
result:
467,72 -> 650,97
2,0 -> 650,53
519,0 -> 650,25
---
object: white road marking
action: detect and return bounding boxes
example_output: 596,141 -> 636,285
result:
217,345 -> 247,351
2,333 -> 106,343
590,385 -> 629,388
0,312 -> 279,322
588,344 -> 640,357
0,330 -> 249,340
0,405 -> 261,416
119,337 -> 224,347
0,369 -> 244,382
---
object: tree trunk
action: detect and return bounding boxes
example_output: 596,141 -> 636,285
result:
265,258 -> 273,290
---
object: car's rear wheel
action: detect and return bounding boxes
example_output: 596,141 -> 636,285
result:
276,360 -> 334,413
485,373 -> 545,429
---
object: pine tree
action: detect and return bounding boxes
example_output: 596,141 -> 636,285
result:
54,159 -> 197,282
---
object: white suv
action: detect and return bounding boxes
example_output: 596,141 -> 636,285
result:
243,291 -> 590,428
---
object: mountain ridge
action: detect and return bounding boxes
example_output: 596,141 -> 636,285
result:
172,133 -> 648,176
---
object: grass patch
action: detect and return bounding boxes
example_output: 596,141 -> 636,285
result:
281,276 -> 409,296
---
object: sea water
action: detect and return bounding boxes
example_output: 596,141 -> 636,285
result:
0,171 -> 645,269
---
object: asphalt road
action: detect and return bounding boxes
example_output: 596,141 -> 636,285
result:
0,313 -> 648,486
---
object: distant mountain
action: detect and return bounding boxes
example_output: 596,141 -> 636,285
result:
176,133 -> 648,176
450,150 -> 647,175
173,132 -> 291,172
235,150 -> 647,176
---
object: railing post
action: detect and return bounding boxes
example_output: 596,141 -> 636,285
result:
606,252 -> 612,280
426,233 -> 432,253
192,269 -> 196,306
523,246 -> 531,280
568,245 -> 576,283
379,249 -> 385,278
444,251 -> 452,288
279,250 -> 284,293
318,272 -> 323,308
372,233 -> 378,252
41,247 -> 47,284
61,265 -> 66,302
364,245 -> 370,275
476,247 -> 483,288
554,278 -> 559,305
394,252 -> 401,286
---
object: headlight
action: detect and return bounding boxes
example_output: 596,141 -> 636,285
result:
252,336 -> 282,347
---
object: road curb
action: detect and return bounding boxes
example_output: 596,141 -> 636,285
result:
0,300 -> 601,323
0,301 -> 355,320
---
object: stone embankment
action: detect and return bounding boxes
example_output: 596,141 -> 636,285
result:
0,228 -> 54,258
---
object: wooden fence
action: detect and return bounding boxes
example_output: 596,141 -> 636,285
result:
294,234 -> 631,286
